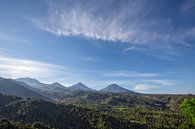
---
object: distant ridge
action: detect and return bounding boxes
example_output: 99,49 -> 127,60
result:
5,76 -> 142,100
16,77 -> 68,99
16,77 -> 136,93
100,84 -> 134,93
16,78 -> 44,89
16,77 -> 67,92
0,77 -> 46,99
68,82 -> 95,91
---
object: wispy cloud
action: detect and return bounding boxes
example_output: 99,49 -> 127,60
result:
0,56 -> 63,81
29,0 -> 194,56
142,79 -> 176,86
31,0 -> 168,43
79,57 -> 99,62
0,32 -> 32,43
104,70 -> 159,78
0,56 -> 86,84
180,0 -> 195,14
133,84 -> 158,92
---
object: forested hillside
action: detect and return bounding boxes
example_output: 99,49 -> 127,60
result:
58,90 -> 194,129
0,119 -> 54,129
0,93 -> 148,129
0,92 -> 194,129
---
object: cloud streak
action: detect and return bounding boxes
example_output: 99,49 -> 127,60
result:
142,79 -> 176,86
0,56 -> 85,84
104,71 -> 159,78
133,84 -> 158,92
33,0 -> 168,43
79,56 -> 99,62
181,0 -> 195,14
0,32 -> 32,43
0,56 -> 64,81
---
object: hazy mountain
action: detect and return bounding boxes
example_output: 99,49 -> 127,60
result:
16,78 -> 67,92
0,77 -> 46,99
50,82 -> 67,91
16,78 -> 70,99
16,78 -> 44,89
68,82 -> 95,91
100,84 -> 134,93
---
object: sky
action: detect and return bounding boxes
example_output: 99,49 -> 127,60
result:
0,0 -> 195,93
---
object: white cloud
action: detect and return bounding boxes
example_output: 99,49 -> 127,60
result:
30,1 -> 188,44
79,57 -> 99,62
27,0 -> 194,58
105,71 -> 159,78
0,32 -> 32,43
133,84 -> 158,92
0,56 -> 62,81
185,27 -> 195,37
181,0 -> 195,13
0,56 -> 85,84
142,79 -> 175,86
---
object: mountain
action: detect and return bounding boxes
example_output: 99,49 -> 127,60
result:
68,82 -> 95,91
16,78 -> 42,89
16,78 -> 45,89
100,84 -> 134,93
16,78 -> 67,92
0,77 -> 46,99
50,82 -> 67,91
16,78 -> 68,99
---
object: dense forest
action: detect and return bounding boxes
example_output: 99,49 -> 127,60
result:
0,93 -> 194,129
0,94 -> 147,129
58,91 -> 195,129
0,119 -> 54,129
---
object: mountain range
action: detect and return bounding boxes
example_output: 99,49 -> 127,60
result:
0,76 -> 194,129
0,77 -> 137,101
14,77 -> 135,98
0,76 -> 193,110
16,77 -> 134,93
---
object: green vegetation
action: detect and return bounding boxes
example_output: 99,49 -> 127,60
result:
0,119 -> 54,129
58,91 -> 195,129
0,94 -> 147,129
0,92 -> 195,129
180,98 -> 195,129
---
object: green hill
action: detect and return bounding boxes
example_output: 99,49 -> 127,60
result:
0,93 -> 147,129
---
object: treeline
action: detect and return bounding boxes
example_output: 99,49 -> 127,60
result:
0,119 -> 54,129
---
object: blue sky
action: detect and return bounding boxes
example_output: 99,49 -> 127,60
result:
0,0 -> 195,93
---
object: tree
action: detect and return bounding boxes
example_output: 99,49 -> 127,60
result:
180,98 -> 195,128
